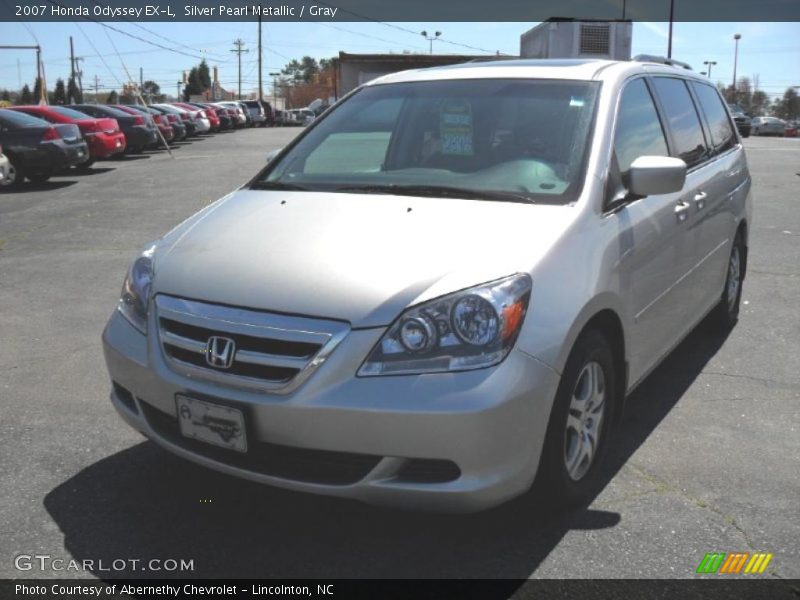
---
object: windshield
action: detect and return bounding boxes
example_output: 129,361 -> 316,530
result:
258,79 -> 600,204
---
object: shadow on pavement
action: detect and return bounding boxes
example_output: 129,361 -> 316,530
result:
43,314 -> 731,579
1,180 -> 77,193
61,167 -> 116,176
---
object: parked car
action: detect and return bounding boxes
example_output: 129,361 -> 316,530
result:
178,102 -> 221,131
0,108 -> 89,184
242,100 -> 267,126
170,102 -> 212,133
116,104 -> 176,144
10,105 -> 125,164
0,144 -> 9,185
149,104 -> 195,137
727,103 -> 751,138
70,104 -> 158,153
783,120 -> 798,138
198,103 -> 233,130
286,108 -> 315,126
153,104 -> 206,135
214,101 -> 247,127
102,58 -> 751,512
751,116 -> 786,136
273,110 -> 290,127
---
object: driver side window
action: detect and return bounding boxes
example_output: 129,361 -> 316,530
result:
614,79 -> 669,184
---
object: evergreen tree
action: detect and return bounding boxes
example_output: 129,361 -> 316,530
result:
53,78 -> 67,104
0,89 -> 10,102
198,60 -> 211,90
20,84 -> 32,104
32,77 -> 44,103
107,90 -> 119,103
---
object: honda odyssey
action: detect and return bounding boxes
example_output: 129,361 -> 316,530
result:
102,58 -> 751,512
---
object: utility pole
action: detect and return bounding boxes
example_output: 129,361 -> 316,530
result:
75,57 -> 84,97
176,80 -> 181,101
69,36 -> 75,103
36,45 -> 45,104
0,45 -> 42,99
140,66 -> 144,102
257,14 -> 263,102
230,39 -> 248,100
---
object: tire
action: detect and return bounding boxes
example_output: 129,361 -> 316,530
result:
712,232 -> 745,330
535,329 -> 617,507
26,169 -> 51,183
75,159 -> 96,171
1,157 -> 23,187
741,130 -> 750,138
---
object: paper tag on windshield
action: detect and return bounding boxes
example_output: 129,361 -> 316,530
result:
440,100 -> 474,155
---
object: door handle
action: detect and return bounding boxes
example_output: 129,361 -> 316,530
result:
675,201 -> 691,223
693,191 -> 708,210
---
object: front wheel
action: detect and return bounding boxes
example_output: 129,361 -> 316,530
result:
535,329 -> 617,507
26,169 -> 51,183
75,159 -> 96,171
1,158 -> 23,187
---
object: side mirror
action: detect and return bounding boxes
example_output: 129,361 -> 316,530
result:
628,156 -> 687,197
265,147 -> 283,163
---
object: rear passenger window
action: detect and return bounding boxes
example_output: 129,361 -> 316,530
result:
651,78 -> 708,167
614,78 -> 669,182
691,82 -> 736,154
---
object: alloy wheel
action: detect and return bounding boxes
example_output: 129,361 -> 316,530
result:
564,361 -> 606,481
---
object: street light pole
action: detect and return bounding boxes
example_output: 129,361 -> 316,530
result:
732,33 -> 742,90
420,30 -> 442,54
703,60 -> 717,79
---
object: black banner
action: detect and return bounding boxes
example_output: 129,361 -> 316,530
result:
2,579 -> 800,600
2,0 -> 800,22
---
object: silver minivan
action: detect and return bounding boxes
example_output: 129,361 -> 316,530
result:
103,58 -> 751,512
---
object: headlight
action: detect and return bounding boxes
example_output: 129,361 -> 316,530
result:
117,243 -> 157,334
358,274 -> 532,376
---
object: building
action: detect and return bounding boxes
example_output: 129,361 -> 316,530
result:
337,52 -> 493,97
520,19 -> 632,60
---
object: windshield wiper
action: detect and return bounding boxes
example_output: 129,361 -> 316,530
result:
334,184 -> 536,204
250,180 -> 311,191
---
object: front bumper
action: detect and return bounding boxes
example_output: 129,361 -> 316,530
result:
102,309 -> 559,512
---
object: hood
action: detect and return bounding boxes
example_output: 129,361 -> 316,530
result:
153,190 -> 578,328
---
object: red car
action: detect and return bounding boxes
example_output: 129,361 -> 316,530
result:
10,105 -> 126,162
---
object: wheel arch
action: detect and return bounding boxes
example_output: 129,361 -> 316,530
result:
555,298 -> 629,424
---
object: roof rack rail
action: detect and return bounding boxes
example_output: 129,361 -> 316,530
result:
632,54 -> 693,70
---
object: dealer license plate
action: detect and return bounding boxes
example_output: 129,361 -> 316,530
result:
176,395 -> 247,453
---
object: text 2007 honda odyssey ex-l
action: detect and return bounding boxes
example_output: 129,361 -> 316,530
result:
103,58 -> 751,512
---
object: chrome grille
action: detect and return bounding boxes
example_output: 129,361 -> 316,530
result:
155,295 -> 349,393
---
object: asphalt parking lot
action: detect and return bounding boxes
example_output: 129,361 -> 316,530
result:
0,130 -> 798,584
